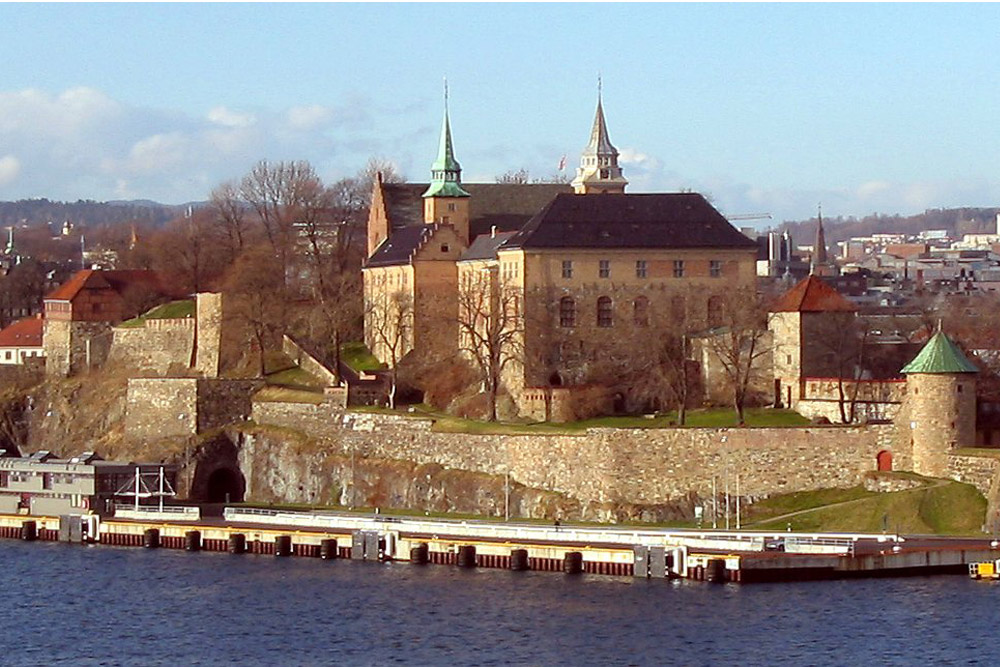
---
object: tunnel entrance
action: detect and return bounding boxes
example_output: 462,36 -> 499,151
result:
205,467 -> 245,503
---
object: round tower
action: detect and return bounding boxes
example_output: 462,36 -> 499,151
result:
901,330 -> 977,478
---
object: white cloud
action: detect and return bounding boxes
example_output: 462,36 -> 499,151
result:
207,106 -> 256,128
0,87 -> 388,203
0,156 -> 20,185
287,105 -> 333,131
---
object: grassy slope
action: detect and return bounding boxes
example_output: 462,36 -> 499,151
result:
341,342 -> 385,372
118,300 -> 195,327
745,478 -> 986,535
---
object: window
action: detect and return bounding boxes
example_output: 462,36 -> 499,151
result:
559,297 -> 576,327
0,471 -> 7,487
636,260 -> 647,278
447,202 -> 457,212
673,260 -> 685,278
708,296 -> 725,327
671,295 -> 686,322
441,244 -> 449,253
562,260 -> 573,279
3,351 -> 9,361
597,296 -> 613,327
599,259 -> 610,278
710,260 -> 722,277
633,296 -> 649,327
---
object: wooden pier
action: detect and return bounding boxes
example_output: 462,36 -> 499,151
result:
1,510 -> 997,584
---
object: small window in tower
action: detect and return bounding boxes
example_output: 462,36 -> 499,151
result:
635,260 -> 647,278
448,203 -> 457,212
710,260 -> 723,277
673,260 -> 685,278
562,260 -> 573,279
600,169 -> 610,179
599,259 -> 610,278
441,244 -> 449,253
786,354 -> 792,365
958,384 -> 963,393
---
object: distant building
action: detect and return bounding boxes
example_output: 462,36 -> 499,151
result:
42,269 -> 179,376
0,315 -> 44,366
0,450 -> 178,517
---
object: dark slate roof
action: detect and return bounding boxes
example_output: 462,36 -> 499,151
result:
381,183 -> 571,237
459,231 -> 518,262
503,193 -> 759,250
366,225 -> 436,268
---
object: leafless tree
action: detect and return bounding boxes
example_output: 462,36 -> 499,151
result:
240,160 -> 330,280
705,288 -> 771,423
455,266 -> 524,421
222,245 -> 288,377
364,287 -> 413,408
210,181 -> 253,263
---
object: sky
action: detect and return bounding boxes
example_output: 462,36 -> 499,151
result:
3,3 -> 1000,224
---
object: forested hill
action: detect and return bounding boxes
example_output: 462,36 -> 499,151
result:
777,207 -> 1000,244
0,199 -> 185,229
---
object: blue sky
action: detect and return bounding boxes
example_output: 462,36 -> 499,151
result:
2,3 -> 1000,224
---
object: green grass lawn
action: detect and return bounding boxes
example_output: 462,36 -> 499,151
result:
118,299 -> 195,327
254,385 -> 326,405
341,342 -> 385,372
744,477 -> 986,535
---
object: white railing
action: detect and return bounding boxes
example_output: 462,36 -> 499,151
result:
221,507 -> 880,555
115,505 -> 201,522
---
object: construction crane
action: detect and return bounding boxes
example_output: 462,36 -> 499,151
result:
727,213 -> 773,222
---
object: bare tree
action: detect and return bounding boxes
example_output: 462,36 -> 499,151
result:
455,266 -> 523,421
705,288 -> 771,423
364,286 -> 413,408
240,160 -> 329,280
210,181 -> 253,263
222,245 -> 288,376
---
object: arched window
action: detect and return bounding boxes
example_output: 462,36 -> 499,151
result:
633,296 -> 649,327
671,295 -> 686,322
559,297 -> 576,327
597,296 -> 613,328
707,296 -> 724,327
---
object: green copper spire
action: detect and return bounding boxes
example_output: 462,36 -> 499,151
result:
901,330 -> 979,374
423,79 -> 470,199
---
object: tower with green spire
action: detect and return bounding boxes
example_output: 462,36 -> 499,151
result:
571,79 -> 628,195
901,329 -> 978,477
423,81 -> 471,243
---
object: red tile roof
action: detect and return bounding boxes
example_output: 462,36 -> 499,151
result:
770,275 -> 856,313
44,269 -> 179,302
0,316 -> 43,348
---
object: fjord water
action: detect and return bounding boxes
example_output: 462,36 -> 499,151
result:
4,540 -> 996,666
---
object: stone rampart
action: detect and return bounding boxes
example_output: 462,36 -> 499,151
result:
126,378 -> 199,440
126,378 -> 264,441
249,403 -> 899,517
109,319 -> 195,375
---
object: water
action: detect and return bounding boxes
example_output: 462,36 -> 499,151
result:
3,540 -> 997,666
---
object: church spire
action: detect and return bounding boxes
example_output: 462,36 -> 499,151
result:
423,79 -> 469,199
810,204 -> 830,276
572,78 -> 628,195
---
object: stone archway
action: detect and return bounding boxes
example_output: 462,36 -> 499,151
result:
876,450 -> 893,472
205,467 -> 245,503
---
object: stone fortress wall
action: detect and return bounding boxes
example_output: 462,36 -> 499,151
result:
247,401 -> 901,518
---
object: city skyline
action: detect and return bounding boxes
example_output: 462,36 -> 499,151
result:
3,3 -> 1000,224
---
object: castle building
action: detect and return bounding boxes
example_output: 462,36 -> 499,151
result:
364,89 -> 758,419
